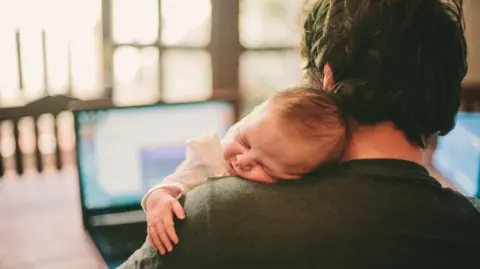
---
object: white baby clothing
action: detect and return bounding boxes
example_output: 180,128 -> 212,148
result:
141,133 -> 230,210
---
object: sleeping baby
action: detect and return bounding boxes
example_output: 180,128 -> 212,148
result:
142,87 -> 347,254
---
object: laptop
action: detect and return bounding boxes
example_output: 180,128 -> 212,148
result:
433,112 -> 480,198
73,100 -> 235,267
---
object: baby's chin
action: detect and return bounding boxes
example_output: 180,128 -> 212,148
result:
225,160 -> 278,183
235,169 -> 278,184
246,176 -> 278,184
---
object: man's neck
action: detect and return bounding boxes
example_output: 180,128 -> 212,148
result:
341,122 -> 423,164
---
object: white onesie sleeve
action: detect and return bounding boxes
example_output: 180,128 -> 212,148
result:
141,133 -> 230,210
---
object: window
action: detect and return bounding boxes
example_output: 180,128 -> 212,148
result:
161,50 -> 212,102
239,0 -> 308,115
161,0 -> 211,47
0,0 -> 309,113
0,0 -> 104,107
110,0 -> 212,106
0,0 -> 314,175
240,0 -> 303,48
112,46 -> 160,105
240,51 -> 303,115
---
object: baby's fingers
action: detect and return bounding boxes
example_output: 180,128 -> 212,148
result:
156,221 -> 173,253
148,225 -> 166,255
171,200 -> 185,220
163,215 -> 179,245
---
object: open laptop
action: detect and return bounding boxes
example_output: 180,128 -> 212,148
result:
73,100 -> 235,267
433,112 -> 480,198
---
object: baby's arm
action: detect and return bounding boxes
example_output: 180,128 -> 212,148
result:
141,133 -> 228,210
142,133 -> 228,254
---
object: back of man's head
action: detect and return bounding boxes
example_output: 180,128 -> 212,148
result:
302,0 -> 468,147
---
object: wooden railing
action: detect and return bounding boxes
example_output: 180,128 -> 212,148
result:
0,95 -> 78,177
0,90 -> 239,178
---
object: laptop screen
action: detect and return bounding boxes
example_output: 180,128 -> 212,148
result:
433,112 -> 480,197
75,101 -> 235,210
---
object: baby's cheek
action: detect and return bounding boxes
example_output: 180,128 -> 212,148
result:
222,141 -> 239,160
222,146 -> 232,160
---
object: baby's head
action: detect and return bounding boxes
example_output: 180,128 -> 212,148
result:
222,87 -> 347,183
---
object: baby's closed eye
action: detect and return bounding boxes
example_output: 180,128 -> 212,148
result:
238,130 -> 250,149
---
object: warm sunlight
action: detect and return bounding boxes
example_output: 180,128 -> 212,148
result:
0,0 -> 103,106
161,0 -> 211,46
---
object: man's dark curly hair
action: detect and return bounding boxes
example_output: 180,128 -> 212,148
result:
302,0 -> 468,147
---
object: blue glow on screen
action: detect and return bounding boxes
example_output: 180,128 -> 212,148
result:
76,102 -> 234,209
433,112 -> 480,197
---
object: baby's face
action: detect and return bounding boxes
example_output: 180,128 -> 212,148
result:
222,101 -> 324,183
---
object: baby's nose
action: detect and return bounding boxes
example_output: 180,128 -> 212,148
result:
235,154 -> 254,171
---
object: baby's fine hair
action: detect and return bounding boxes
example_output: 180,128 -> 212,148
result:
271,86 -> 347,163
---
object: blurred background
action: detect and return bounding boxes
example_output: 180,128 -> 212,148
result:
0,0 -> 479,187
0,1 -> 479,268
0,0 -> 311,176
0,0 -> 480,177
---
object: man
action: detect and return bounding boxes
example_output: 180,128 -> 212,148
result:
120,0 -> 480,268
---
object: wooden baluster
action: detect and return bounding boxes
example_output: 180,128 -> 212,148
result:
57,111 -> 76,170
12,119 -> 23,176
0,120 -> 16,178
34,116 -> 43,173
17,117 -> 37,174
0,120 -> 4,177
53,113 -> 62,171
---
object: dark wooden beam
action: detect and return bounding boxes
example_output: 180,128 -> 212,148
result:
0,95 -> 78,175
461,83 -> 480,112
34,116 -> 42,173
41,30 -> 48,96
210,0 -> 241,119
157,0 -> 164,101
15,31 -> 24,92
12,119 -> 22,175
102,0 -> 114,99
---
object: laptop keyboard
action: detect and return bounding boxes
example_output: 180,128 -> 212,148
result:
90,222 -> 147,259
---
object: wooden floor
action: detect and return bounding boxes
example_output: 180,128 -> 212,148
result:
0,172 -> 107,269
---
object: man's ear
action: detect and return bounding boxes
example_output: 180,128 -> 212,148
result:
323,64 -> 334,89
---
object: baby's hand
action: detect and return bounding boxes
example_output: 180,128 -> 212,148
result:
145,189 -> 185,255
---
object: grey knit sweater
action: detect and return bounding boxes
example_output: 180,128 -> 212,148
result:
119,159 -> 480,269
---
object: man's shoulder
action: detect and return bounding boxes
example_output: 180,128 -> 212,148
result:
206,176 -> 252,186
465,196 -> 480,211
183,174 -> 338,214
181,177 -> 253,211
187,176 -> 276,202
186,176 -> 250,195
197,175 -> 332,196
